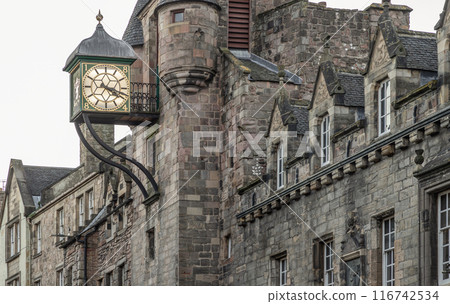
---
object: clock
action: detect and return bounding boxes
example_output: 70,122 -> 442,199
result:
82,63 -> 130,111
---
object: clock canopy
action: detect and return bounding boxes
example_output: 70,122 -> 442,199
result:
63,15 -> 137,72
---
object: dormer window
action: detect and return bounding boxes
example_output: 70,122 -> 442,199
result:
277,143 -> 284,190
321,115 -> 330,166
378,80 -> 391,136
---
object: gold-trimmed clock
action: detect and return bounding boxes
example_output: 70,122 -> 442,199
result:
64,15 -> 137,123
82,63 -> 130,112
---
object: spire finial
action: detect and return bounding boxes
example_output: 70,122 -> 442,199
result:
382,0 -> 391,13
96,10 -> 103,23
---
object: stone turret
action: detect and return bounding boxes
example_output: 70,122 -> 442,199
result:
156,0 -> 221,94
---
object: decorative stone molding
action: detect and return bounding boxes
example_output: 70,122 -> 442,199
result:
310,180 -> 322,191
425,122 -> 440,137
332,168 -> 344,181
343,163 -> 356,175
381,143 -> 395,157
355,157 -> 369,170
368,150 -> 382,163
410,129 -> 424,144
300,185 -> 311,196
320,174 -> 333,186
161,66 -> 216,94
395,137 -> 409,150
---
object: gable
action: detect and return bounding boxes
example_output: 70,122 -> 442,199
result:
313,72 -> 331,108
269,103 -> 284,135
369,31 -> 391,72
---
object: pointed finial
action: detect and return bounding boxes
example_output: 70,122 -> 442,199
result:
382,0 -> 391,13
96,10 -> 103,23
321,36 -> 332,63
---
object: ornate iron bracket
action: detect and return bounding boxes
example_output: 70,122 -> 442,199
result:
75,114 -> 159,199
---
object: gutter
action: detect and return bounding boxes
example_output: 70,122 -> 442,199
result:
237,105 -> 450,219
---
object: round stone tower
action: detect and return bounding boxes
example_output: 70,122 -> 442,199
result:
155,0 -> 221,94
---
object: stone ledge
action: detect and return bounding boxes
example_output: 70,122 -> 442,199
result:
393,80 -> 437,110
331,119 -> 365,143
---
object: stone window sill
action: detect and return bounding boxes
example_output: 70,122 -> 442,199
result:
33,252 -> 42,259
6,253 -> 20,263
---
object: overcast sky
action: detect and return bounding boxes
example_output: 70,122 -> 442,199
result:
0,0 -> 445,183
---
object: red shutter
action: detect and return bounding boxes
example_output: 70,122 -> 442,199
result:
228,0 -> 250,49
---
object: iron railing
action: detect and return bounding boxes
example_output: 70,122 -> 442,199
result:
130,82 -> 159,113
130,67 -> 160,114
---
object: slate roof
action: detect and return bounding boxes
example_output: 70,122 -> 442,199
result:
230,50 -> 302,85
338,72 -> 365,107
398,33 -> 438,72
123,0 -> 150,46
23,166 -> 75,197
291,106 -> 309,135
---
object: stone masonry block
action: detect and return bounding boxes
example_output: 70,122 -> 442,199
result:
320,174 -> 333,186
410,129 -> 424,144
395,137 -> 410,150
424,122 -> 440,137
343,162 -> 356,175
300,185 -> 311,196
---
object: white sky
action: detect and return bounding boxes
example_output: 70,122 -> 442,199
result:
0,0 -> 445,182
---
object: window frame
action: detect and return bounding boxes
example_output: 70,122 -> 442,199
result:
88,190 -> 94,219
78,195 -> 85,228
382,217 -> 395,286
147,228 -> 155,261
295,167 -> 300,184
324,241 -> 334,286
56,269 -> 64,286
378,79 -> 391,136
172,9 -> 184,23
280,257 -> 288,286
6,220 -> 20,259
277,143 -> 284,190
438,190 -> 450,285
56,208 -> 64,243
321,115 -> 330,166
36,222 -> 42,254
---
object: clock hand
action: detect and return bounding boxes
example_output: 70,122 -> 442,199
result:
100,83 -> 129,98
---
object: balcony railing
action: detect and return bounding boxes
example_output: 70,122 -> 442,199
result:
130,82 -> 159,114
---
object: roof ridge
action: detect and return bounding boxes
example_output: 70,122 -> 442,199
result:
397,29 -> 436,38
23,165 -> 75,170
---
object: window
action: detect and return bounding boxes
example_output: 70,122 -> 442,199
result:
7,276 -> 20,286
439,191 -> 450,285
35,223 -> 42,254
378,80 -> 391,135
78,196 -> 85,227
172,10 -> 184,23
147,136 -> 156,174
7,221 -> 20,258
57,269 -> 64,286
295,167 -> 300,184
117,196 -> 125,231
118,265 -> 125,286
280,258 -> 288,286
88,190 -> 94,219
105,271 -> 112,286
321,115 -> 330,166
148,228 -> 155,260
251,193 -> 257,207
67,266 -> 73,286
34,280 -> 41,286
277,143 -> 284,189
225,235 -> 232,259
383,217 -> 395,286
228,0 -> 250,49
324,241 -> 334,286
57,209 -> 64,242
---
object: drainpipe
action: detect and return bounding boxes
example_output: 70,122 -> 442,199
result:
82,228 -> 97,285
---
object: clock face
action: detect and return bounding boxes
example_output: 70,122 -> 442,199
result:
82,64 -> 130,111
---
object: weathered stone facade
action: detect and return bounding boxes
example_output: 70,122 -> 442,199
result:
1,0 -> 449,287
